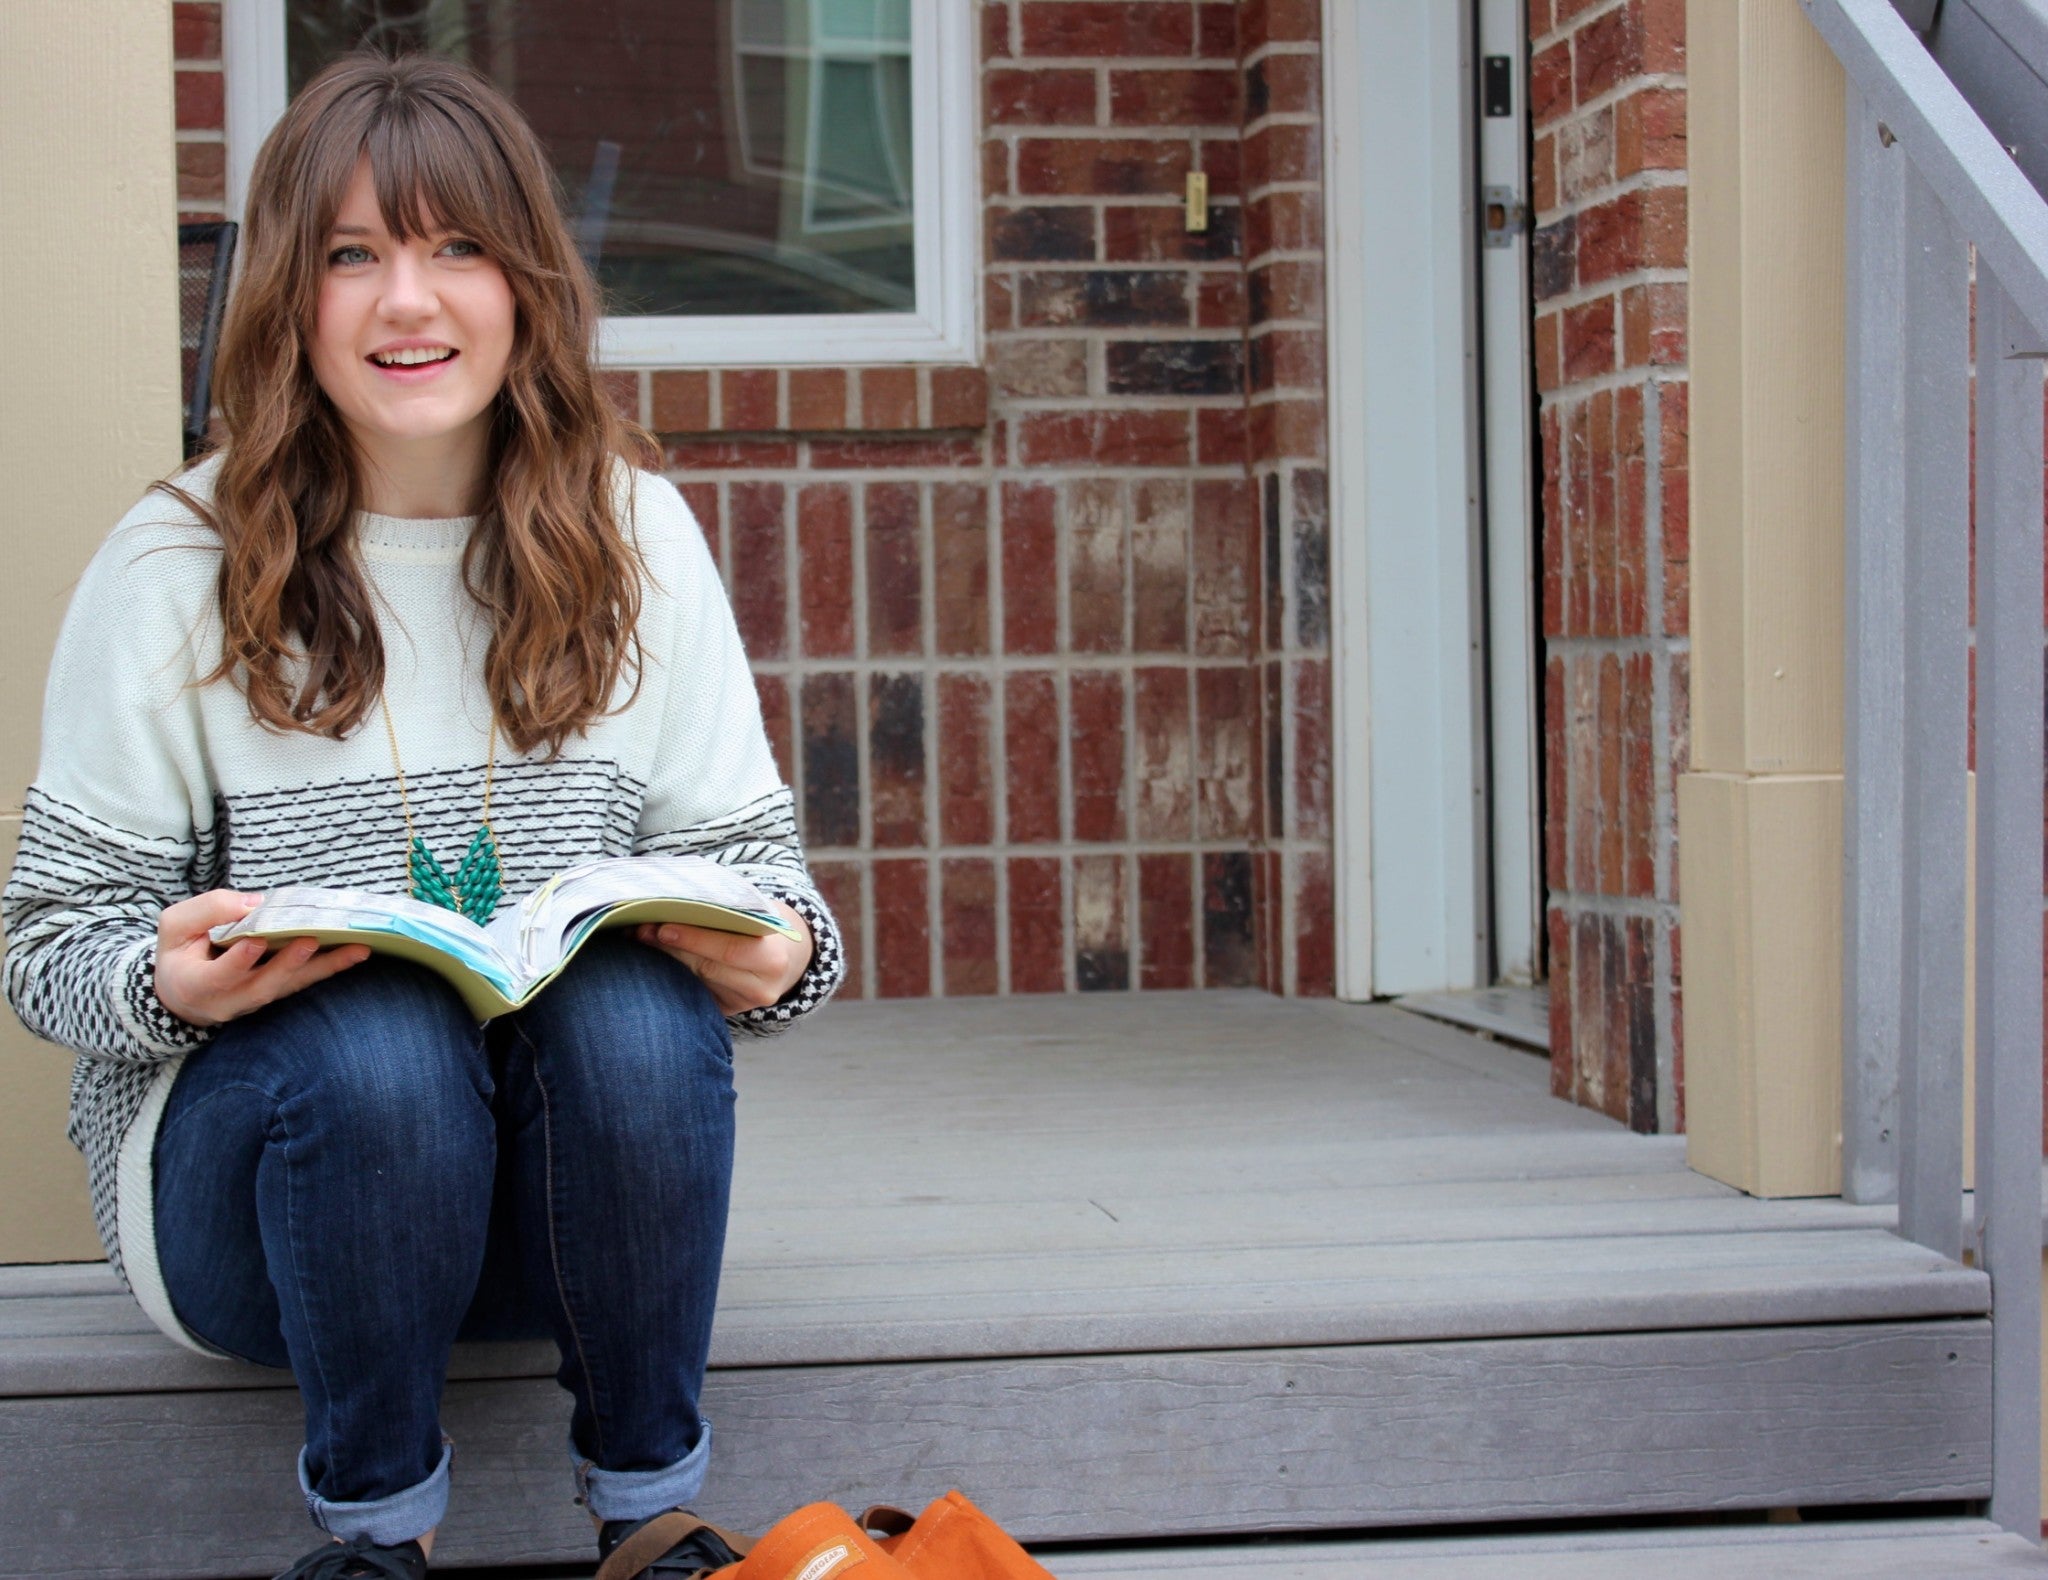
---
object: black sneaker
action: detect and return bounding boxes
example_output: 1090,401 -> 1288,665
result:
596,1510 -> 745,1579
273,1533 -> 428,1580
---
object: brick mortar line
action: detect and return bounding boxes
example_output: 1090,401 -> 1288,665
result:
1242,247 -> 1327,271
1536,71 -> 1688,129
661,467 -> 1256,484
1240,112 -> 1321,135
1547,892 -> 1683,924
805,839 -> 1317,860
984,193 -> 1245,208
984,252 -> 1316,272
1536,266 -> 1691,313
1541,332 -> 1683,378
997,394 -> 1257,410
1532,0 -> 1634,43
987,263 -> 1239,278
989,54 -> 1271,71
986,330 -> 1250,345
1241,42 -> 1321,69
1242,182 -> 1322,204
1542,632 -> 1693,654
1534,169 -> 1690,230
175,129 -> 225,143
987,124 -> 1248,140
1541,369 -> 1691,413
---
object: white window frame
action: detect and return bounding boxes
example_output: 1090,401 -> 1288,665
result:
221,0 -> 978,367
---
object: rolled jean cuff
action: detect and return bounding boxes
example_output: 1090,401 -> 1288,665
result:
572,1420 -> 713,1522
301,1436 -> 452,1545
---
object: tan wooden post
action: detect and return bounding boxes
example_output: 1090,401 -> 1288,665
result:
0,1 -> 182,1260
1678,0 -> 1849,1197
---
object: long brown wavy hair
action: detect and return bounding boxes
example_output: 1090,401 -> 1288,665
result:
163,50 -> 659,760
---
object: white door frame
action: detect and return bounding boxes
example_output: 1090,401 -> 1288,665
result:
1322,0 -> 1540,999
1476,0 -> 1543,985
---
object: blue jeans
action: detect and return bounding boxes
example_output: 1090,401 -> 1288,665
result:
152,931 -> 737,1546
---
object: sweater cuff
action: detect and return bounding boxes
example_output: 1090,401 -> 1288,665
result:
731,887 -> 843,1036
112,938 -> 214,1058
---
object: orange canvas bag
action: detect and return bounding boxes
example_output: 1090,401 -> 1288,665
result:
714,1490 -> 1055,1580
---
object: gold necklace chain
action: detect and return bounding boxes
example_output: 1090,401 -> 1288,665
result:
381,695 -> 501,908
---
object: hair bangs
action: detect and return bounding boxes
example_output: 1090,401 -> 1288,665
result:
360,95 -> 544,277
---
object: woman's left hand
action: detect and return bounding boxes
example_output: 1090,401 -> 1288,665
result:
634,899 -> 813,1015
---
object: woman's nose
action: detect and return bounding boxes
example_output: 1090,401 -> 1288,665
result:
378,250 -> 437,318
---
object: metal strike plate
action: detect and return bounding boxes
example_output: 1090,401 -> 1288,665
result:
1185,170 -> 1210,232
1482,184 -> 1527,248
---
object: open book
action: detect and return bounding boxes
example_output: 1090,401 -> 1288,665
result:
207,853 -> 801,1020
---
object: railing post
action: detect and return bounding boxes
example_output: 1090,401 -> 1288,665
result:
1970,265 -> 2045,1539
1894,158 -> 1970,1261
1841,89 -> 1908,1206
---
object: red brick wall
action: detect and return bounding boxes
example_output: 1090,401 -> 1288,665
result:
175,0 -> 1338,1004
174,2 -> 225,220
1530,0 -> 1688,1131
1241,0 -> 1332,998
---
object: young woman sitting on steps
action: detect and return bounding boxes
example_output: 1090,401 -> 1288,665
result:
0,50 -> 843,1580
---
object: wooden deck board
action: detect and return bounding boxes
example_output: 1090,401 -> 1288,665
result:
2,994 -> 1985,1393
0,1321 -> 1994,1574
1046,1519 -> 2047,1577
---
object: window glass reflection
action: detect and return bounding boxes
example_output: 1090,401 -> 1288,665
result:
286,0 -> 917,317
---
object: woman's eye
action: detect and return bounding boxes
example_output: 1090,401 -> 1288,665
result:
441,238 -> 484,259
328,245 -> 373,267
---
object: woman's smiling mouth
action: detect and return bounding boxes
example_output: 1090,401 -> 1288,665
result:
369,345 -> 457,367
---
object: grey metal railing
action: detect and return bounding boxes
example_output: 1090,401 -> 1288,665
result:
1805,0 -> 2048,1539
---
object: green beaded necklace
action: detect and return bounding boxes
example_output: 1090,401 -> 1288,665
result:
382,699 -> 504,925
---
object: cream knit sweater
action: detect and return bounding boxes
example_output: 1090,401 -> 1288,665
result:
1,455 -> 843,1353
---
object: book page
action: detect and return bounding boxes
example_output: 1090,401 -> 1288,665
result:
211,884 -> 518,993
496,855 -> 787,979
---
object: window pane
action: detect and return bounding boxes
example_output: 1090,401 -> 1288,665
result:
284,0 -> 917,317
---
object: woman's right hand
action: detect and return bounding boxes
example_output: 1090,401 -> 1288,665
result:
154,890 -> 372,1028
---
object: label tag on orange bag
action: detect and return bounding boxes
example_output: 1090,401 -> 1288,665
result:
792,1538 -> 867,1580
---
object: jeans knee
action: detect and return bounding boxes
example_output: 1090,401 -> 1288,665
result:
507,934 -> 734,1145
250,958 -> 493,1164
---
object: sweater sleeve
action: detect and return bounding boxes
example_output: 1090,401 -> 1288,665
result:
627,477 -> 845,1035
2,516 -> 224,1065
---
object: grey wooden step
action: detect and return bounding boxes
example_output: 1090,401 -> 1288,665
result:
1047,1518 -> 2047,1577
0,1320 -> 1996,1577
0,994 -> 2001,1578
451,1518 -> 2048,1579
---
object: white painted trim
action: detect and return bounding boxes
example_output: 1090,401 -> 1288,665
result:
1321,0 -> 1376,1001
1324,0 -> 1491,998
221,0 -> 977,368
1477,0 -> 1542,984
220,0 -> 286,226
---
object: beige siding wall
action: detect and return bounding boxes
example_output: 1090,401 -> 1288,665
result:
0,1 -> 182,1261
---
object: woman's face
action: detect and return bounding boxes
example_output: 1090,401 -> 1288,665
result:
309,156 -> 516,488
